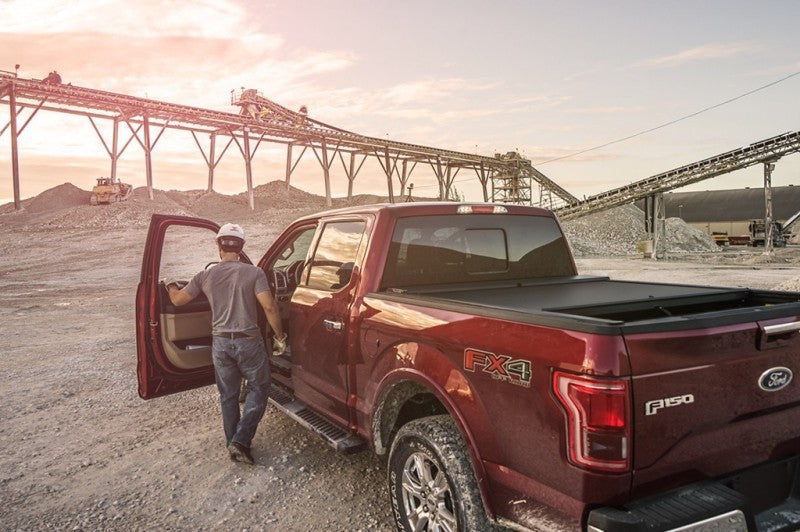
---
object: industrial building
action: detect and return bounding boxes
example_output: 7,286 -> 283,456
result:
660,185 -> 800,238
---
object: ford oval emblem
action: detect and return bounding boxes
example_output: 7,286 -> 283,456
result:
758,367 -> 793,392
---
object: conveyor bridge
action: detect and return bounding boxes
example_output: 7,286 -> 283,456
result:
0,72 -> 575,210
555,131 -> 800,221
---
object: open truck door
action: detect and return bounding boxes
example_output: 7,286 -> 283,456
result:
135,214 -> 252,399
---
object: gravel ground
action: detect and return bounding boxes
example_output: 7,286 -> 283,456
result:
2,185 -> 799,530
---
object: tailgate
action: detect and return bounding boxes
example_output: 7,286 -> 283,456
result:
625,316 -> 800,494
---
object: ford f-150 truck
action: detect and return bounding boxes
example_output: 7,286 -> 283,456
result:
136,203 -> 800,531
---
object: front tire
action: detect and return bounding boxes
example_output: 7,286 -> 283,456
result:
388,415 -> 489,532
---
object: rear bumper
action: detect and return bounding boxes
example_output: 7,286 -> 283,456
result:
587,454 -> 800,532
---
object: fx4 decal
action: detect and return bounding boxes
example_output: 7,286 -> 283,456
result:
464,348 -> 532,388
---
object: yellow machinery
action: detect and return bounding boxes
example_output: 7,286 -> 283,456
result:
90,177 -> 133,205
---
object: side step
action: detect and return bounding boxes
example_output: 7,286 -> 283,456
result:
268,386 -> 366,454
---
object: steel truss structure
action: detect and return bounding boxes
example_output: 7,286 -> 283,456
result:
555,131 -> 800,221
0,72 -> 574,211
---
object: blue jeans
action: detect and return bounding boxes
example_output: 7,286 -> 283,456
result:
211,335 -> 271,448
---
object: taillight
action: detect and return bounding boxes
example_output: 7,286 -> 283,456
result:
456,204 -> 508,214
553,371 -> 631,473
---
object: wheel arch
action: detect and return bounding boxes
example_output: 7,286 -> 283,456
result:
371,368 -> 495,519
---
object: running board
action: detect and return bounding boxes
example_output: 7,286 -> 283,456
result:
268,386 -> 366,454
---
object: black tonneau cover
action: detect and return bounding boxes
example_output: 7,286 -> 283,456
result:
375,276 -> 800,334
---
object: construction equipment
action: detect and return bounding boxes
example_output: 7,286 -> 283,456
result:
230,88 -> 311,127
748,219 -> 786,247
90,176 -> 133,205
711,232 -> 730,246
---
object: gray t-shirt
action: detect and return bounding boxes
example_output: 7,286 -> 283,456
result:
184,260 -> 270,336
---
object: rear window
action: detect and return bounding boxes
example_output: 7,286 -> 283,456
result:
381,214 -> 574,289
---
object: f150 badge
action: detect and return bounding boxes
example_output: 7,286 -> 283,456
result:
464,348 -> 531,388
759,367 -> 793,392
645,394 -> 694,416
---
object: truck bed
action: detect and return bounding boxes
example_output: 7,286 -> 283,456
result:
383,275 -> 800,334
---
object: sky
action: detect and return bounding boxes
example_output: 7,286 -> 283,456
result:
1,0 -> 799,205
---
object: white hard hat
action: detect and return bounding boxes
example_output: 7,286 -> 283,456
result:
216,223 -> 245,242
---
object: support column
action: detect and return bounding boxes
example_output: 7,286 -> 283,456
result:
143,113 -> 154,200
321,139 -> 331,207
110,117 -> 119,181
479,163 -> 489,202
764,161 -> 775,254
400,160 -> 408,197
436,157 -> 445,200
654,192 -> 666,260
385,148 -> 394,203
207,133 -> 216,192
8,84 -> 20,210
285,142 -> 293,190
243,129 -> 254,210
444,165 -> 453,200
347,152 -> 355,200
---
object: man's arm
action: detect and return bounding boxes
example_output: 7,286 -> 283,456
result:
256,290 -> 285,341
166,284 -> 195,307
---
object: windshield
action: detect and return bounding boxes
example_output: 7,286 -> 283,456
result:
381,214 -> 575,289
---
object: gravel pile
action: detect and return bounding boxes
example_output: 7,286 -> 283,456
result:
2,183 -> 722,256
773,275 -> 800,291
561,204 -> 719,256
664,217 -> 720,253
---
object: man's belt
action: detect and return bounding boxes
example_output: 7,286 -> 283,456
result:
214,331 -> 257,339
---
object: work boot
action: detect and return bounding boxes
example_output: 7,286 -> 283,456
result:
227,441 -> 254,465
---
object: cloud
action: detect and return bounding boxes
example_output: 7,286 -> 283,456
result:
1,0 -> 266,40
564,106 -> 643,115
636,42 -> 762,68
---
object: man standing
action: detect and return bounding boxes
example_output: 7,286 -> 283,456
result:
165,223 -> 287,465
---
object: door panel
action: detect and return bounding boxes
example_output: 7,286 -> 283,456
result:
289,219 -> 367,426
137,214 -> 251,399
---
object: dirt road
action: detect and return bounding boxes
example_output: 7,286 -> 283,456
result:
1,220 -> 798,530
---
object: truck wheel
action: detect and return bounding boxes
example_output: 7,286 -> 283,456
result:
388,415 -> 489,532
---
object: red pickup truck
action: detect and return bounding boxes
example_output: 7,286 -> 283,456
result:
137,203 -> 800,531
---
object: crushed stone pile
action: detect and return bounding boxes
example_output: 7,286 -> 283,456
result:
0,182 -> 91,215
26,183 -> 91,213
0,182 -> 722,256
562,204 -> 719,256
773,275 -> 800,291
664,217 -> 720,253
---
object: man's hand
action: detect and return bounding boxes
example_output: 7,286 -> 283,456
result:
272,333 -> 288,356
161,278 -> 187,289
161,279 -> 193,306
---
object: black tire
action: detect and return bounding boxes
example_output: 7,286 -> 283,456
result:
388,415 -> 490,532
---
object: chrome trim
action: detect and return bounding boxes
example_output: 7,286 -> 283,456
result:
758,366 -> 793,392
762,321 -> 800,335
666,509 -> 746,532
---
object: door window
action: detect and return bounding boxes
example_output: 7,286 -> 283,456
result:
160,225 -> 221,282
306,221 -> 366,291
272,226 -> 316,269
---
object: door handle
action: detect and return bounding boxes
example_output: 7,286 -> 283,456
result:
323,319 -> 344,332
762,321 -> 800,335
758,320 -> 800,350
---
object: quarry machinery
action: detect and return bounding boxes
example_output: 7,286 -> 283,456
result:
90,176 -> 133,205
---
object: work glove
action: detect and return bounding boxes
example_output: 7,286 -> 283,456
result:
272,333 -> 288,356
160,278 -> 186,289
